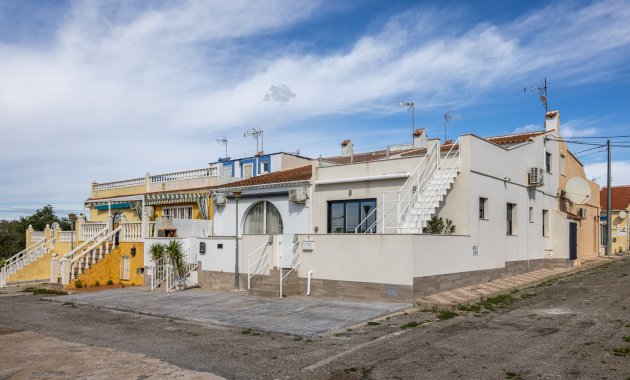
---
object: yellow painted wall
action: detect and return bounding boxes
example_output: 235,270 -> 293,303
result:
69,242 -> 144,288
52,241 -> 74,257
7,251 -> 52,283
609,208 -> 630,253
89,208 -> 141,222
559,143 -> 601,261
91,185 -> 146,200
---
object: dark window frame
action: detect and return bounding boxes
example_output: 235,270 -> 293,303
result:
327,198 -> 377,233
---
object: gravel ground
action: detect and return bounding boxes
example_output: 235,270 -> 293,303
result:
1,256 -> 629,380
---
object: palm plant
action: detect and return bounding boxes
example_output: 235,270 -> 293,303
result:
165,240 -> 186,279
148,242 -> 166,264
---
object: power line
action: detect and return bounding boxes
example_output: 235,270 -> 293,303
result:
575,148 -> 608,158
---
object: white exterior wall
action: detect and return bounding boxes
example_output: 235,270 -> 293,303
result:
213,194 -> 310,237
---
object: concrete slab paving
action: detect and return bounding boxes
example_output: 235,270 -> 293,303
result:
47,288 -> 410,336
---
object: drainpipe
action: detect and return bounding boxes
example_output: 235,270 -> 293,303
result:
306,271 -> 314,296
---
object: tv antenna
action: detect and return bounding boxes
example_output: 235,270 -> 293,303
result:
523,77 -> 548,113
397,100 -> 415,140
444,111 -> 462,142
244,128 -> 264,153
216,136 -> 228,159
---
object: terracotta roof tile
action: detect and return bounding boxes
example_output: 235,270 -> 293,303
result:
600,185 -> 630,210
213,165 -> 312,189
486,130 -> 547,145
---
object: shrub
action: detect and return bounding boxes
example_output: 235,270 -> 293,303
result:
74,280 -> 84,288
106,279 -> 113,286
422,216 -> 456,234
149,242 -> 167,263
94,281 -> 100,287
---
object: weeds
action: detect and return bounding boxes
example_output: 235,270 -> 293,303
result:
24,287 -> 67,296
505,372 -> 524,380
458,303 -> 482,312
107,279 -> 113,285
241,329 -> 252,335
74,280 -> 84,288
367,321 -> 381,326
400,321 -> 420,329
623,336 -> 630,343
613,347 -> 630,357
480,294 -> 515,311
437,310 -> 459,320
94,281 -> 100,287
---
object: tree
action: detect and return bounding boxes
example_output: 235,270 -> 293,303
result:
19,205 -> 72,231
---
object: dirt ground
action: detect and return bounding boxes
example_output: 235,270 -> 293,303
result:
1,256 -> 629,380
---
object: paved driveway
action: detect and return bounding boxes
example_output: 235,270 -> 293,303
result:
49,288 -> 409,336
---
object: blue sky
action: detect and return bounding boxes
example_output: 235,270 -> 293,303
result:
0,0 -> 629,220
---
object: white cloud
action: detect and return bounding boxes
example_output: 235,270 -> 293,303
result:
0,0 -> 629,218
561,119 -> 600,138
584,161 -> 630,186
512,124 -> 540,134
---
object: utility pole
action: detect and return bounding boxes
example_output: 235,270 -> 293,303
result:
606,139 -> 612,256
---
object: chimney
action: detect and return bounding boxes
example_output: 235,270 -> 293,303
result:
341,139 -> 353,157
413,128 -> 427,149
545,110 -> 560,132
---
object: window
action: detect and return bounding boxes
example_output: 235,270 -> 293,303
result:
121,256 -> 130,280
242,163 -> 254,178
222,166 -> 232,177
507,203 -> 516,235
261,161 -> 270,174
479,197 -> 488,219
328,199 -> 377,233
243,201 -> 283,234
560,155 -> 565,175
163,206 -> 193,219
529,206 -> 534,223
546,152 -> 552,173
543,209 -> 549,237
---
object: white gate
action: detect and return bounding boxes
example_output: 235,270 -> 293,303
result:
278,234 -> 298,269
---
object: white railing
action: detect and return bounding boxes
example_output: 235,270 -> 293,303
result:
147,221 -> 157,238
1,238 -> 51,286
247,239 -> 273,290
59,231 -> 74,242
65,228 -> 109,262
355,138 -> 460,234
152,218 -> 212,238
80,223 -> 108,241
151,241 -> 199,292
279,239 -> 301,298
93,177 -> 145,191
31,231 -> 45,242
150,167 -> 218,183
121,222 -> 143,241
68,227 -> 120,281
356,140 -> 440,233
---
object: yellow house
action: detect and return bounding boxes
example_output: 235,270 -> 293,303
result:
600,185 -> 630,254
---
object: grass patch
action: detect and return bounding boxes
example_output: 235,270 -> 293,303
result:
367,321 -> 381,326
458,303 -> 482,312
480,294 -> 515,311
623,336 -> 630,343
625,323 -> 630,328
437,310 -> 459,320
294,336 -> 303,341
24,287 -> 67,296
344,367 -> 357,374
505,372 -> 524,380
400,321 -> 420,329
241,329 -> 252,335
613,346 -> 630,357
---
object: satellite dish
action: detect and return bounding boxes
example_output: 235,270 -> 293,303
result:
540,95 -> 547,104
620,211 -> 627,220
565,177 -> 592,205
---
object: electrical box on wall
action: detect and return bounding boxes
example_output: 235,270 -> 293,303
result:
199,242 -> 206,255
472,246 -> 479,256
302,240 -> 314,251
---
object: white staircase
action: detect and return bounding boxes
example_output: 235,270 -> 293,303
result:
356,138 -> 460,234
399,168 -> 459,232
1,238 -> 51,287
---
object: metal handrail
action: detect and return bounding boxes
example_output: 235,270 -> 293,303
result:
279,239 -> 301,298
247,239 -> 272,289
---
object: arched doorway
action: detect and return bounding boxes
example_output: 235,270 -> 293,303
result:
243,201 -> 283,234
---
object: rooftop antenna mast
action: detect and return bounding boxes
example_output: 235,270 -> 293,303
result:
216,136 -> 228,159
397,100 -> 415,140
523,77 -> 548,114
244,128 -> 264,153
444,110 -> 462,142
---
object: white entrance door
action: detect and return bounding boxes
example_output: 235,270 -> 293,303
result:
278,234 -> 297,269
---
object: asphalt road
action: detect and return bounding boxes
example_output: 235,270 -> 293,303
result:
1,256 -> 629,379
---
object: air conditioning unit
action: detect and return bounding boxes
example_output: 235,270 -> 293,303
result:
528,167 -> 545,186
213,192 -> 227,206
288,187 -> 308,203
578,208 -> 587,219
